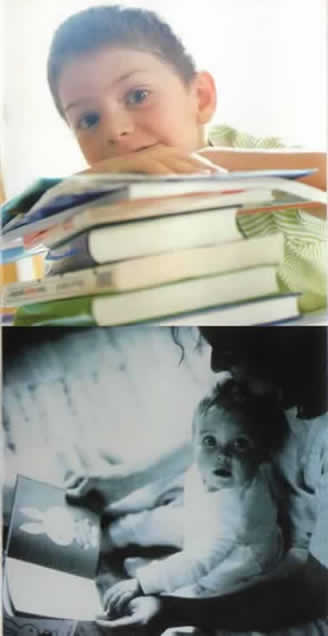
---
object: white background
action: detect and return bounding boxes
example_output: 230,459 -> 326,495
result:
2,0 -> 327,197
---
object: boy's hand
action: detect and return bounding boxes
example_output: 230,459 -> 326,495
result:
96,595 -> 164,634
103,578 -> 142,617
84,144 -> 224,176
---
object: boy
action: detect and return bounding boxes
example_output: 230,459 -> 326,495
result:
47,5 -> 325,188
47,5 -> 326,312
101,378 -> 286,632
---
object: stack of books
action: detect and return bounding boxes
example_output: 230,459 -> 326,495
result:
1,169 -> 325,326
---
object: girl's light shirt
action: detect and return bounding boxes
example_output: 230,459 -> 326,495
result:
136,464 -> 282,596
217,411 -> 328,636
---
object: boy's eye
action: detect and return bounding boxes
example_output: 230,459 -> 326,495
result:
231,437 -> 250,453
78,112 -> 100,130
126,89 -> 149,106
202,435 -> 217,448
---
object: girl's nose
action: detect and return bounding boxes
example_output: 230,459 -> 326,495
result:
216,446 -> 231,461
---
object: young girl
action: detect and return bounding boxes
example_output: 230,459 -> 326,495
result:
101,378 -> 287,633
47,5 -> 326,312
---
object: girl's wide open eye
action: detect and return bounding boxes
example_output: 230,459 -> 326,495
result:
202,435 -> 217,448
231,437 -> 251,454
126,88 -> 150,106
77,111 -> 100,130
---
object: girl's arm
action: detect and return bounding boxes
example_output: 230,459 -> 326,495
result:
200,147 -> 327,192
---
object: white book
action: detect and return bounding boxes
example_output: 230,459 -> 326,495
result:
150,294 -> 300,326
3,234 -> 284,307
14,265 -> 281,326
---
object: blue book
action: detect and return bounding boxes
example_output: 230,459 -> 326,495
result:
1,177 -> 63,229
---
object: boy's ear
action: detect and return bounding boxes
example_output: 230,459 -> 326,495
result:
193,71 -> 217,125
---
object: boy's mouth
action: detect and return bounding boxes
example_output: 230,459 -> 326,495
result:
135,144 -> 157,152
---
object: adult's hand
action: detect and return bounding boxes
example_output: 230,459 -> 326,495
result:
65,463 -> 130,507
103,578 -> 141,617
96,596 -> 164,635
65,441 -> 193,511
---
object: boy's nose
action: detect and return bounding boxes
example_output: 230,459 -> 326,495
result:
103,106 -> 135,152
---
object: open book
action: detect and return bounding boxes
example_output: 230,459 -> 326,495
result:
4,475 -> 103,621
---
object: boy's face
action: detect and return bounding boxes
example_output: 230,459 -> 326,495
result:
57,47 -> 213,166
193,407 -> 259,491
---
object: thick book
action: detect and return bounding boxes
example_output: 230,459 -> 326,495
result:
3,234 -> 284,306
1,169 -> 324,250
4,475 -> 103,621
1,187 -> 269,251
45,207 -> 243,274
24,188 -> 325,251
13,265 -> 280,326
150,293 -> 300,326
24,187 -> 274,249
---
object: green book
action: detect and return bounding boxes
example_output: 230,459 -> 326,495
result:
14,265 -> 280,326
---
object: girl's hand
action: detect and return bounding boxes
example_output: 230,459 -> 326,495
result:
84,143 -> 225,176
103,579 -> 142,617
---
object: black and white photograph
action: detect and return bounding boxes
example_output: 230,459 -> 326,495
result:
2,326 -> 328,635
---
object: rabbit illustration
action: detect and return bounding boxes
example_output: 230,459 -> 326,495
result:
3,618 -> 57,636
19,506 -> 98,548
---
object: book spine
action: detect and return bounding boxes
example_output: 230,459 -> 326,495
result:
46,233 -> 96,275
14,296 -> 96,326
3,266 -> 116,306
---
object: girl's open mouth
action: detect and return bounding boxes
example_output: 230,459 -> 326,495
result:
214,468 -> 231,478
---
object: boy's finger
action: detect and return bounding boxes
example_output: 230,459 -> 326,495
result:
191,153 -> 228,173
138,159 -> 175,175
166,159 -> 215,175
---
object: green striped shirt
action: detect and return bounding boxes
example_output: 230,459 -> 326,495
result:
209,125 -> 327,312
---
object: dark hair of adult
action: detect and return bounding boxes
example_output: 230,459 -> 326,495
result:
199,327 -> 328,419
47,4 -> 197,119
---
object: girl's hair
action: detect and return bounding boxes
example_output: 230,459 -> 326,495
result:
194,378 -> 289,459
47,4 -> 197,119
